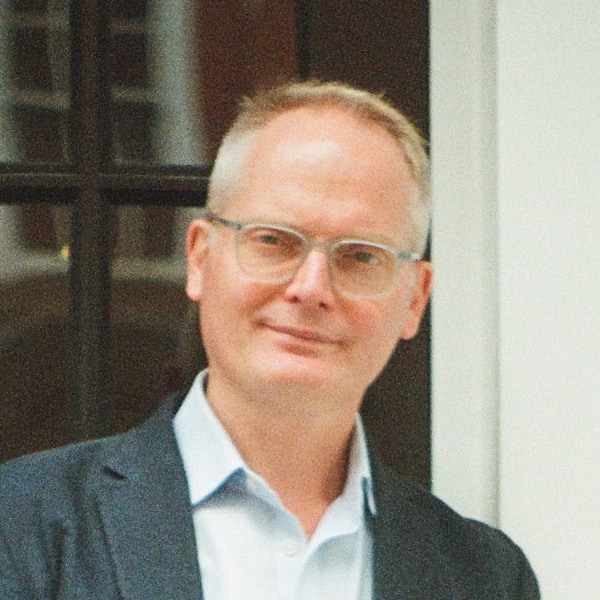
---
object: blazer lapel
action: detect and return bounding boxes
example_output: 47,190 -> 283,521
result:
371,460 -> 464,600
96,397 -> 204,600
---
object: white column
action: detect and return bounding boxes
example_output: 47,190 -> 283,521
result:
430,0 -> 500,526
496,2 -> 600,599
150,0 -> 206,165
431,2 -> 600,599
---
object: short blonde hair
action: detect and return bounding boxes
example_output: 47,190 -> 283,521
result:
208,80 -> 430,254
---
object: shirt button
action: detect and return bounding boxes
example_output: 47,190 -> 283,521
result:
246,477 -> 259,494
283,540 -> 299,556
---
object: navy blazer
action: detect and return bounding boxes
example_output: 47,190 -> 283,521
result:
0,395 -> 539,599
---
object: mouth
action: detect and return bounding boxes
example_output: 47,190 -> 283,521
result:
263,323 -> 341,346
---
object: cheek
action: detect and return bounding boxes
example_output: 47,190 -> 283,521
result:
340,308 -> 403,391
197,258 -> 242,345
351,304 -> 405,361
200,258 -> 273,334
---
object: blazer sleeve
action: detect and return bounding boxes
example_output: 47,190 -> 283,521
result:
0,456 -> 53,599
0,531 -> 27,599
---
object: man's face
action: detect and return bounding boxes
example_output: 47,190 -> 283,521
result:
186,107 -> 432,407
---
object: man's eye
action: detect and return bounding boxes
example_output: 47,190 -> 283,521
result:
342,245 -> 386,266
353,250 -> 379,265
245,227 -> 286,246
257,232 -> 283,246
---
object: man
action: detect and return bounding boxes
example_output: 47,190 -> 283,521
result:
0,81 -> 539,598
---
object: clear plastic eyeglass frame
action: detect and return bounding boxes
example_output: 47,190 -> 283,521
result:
202,210 -> 421,299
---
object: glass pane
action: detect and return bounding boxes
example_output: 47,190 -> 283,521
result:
107,206 -> 205,432
0,0 -> 72,164
108,0 -> 297,166
0,204 -> 71,463
109,0 -> 206,166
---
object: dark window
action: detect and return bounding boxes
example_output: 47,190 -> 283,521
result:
0,0 -> 430,487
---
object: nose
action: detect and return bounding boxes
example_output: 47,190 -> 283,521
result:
283,249 -> 336,307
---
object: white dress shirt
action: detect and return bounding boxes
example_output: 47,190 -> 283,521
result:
173,370 -> 376,600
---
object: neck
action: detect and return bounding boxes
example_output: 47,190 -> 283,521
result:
205,371 -> 360,537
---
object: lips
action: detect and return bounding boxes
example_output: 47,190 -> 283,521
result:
263,323 -> 342,345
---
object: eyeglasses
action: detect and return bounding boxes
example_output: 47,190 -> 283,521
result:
203,211 -> 421,299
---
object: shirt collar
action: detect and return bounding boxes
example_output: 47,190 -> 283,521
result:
348,415 -> 377,517
173,369 -> 376,515
173,370 -> 246,505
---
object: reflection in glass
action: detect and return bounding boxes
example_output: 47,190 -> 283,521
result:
0,204 -> 71,462
0,0 -> 71,164
0,204 -> 202,460
108,206 -> 201,433
109,0 -> 206,166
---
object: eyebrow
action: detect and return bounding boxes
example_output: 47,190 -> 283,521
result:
204,210 -> 416,254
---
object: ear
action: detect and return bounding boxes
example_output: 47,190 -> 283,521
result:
185,219 -> 211,302
400,261 -> 433,340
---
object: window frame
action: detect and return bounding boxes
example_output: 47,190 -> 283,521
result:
0,0 -> 210,440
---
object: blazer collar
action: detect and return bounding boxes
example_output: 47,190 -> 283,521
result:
95,395 -> 204,600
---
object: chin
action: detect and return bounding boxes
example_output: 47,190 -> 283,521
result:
256,353 -> 351,393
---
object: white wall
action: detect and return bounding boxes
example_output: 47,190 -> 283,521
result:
430,2 -> 600,599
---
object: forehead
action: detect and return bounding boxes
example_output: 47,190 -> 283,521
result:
228,107 -> 416,239
249,106 -> 406,165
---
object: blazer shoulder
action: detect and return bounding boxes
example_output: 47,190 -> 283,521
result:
0,393 -> 184,515
0,393 -> 190,599
372,462 -> 540,598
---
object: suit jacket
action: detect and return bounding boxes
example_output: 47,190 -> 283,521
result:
0,394 -> 539,599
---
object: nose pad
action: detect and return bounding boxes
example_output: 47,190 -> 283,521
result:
284,249 -> 336,304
